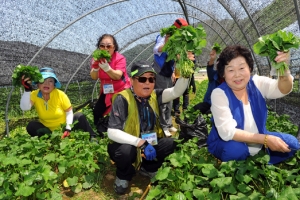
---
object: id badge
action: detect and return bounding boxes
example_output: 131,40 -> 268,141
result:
141,131 -> 158,146
103,83 -> 114,94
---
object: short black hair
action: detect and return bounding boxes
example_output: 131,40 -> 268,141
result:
217,45 -> 254,78
96,34 -> 119,52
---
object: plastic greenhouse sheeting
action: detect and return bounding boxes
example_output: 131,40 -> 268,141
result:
1,0 -> 300,132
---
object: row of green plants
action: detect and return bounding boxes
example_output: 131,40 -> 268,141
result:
0,80 -> 299,199
0,126 -> 110,199
146,80 -> 300,199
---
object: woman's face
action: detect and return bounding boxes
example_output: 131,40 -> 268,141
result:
224,56 -> 251,92
99,36 -> 115,56
131,72 -> 156,98
38,78 -> 55,94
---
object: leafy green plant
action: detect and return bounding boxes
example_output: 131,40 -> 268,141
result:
212,42 -> 222,54
92,49 -> 111,62
0,107 -> 110,199
11,64 -> 44,87
161,24 -> 207,78
253,30 -> 300,76
160,25 -> 177,37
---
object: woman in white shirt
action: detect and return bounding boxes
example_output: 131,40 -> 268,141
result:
207,45 -> 299,164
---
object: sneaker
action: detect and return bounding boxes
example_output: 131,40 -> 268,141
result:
175,112 -> 181,117
164,129 -> 172,137
139,167 -> 157,179
90,136 -> 99,144
169,127 -> 178,132
114,176 -> 129,195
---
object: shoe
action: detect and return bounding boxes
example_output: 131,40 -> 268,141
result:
90,136 -> 99,144
169,127 -> 178,132
114,176 -> 129,195
139,167 -> 157,179
164,129 -> 172,137
175,112 -> 180,117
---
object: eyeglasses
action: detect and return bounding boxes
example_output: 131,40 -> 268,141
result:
99,44 -> 114,49
134,77 -> 156,83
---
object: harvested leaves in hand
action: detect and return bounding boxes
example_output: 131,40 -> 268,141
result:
212,42 -> 222,54
253,30 -> 300,76
160,25 -> 178,37
92,49 -> 111,62
162,24 -> 207,78
12,64 -> 44,87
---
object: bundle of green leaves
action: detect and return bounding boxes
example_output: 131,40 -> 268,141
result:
160,25 -> 178,37
212,42 -> 222,54
253,30 -> 300,76
92,49 -> 111,62
11,64 -> 44,87
161,24 -> 207,78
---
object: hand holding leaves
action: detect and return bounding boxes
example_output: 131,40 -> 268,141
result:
253,30 -> 300,76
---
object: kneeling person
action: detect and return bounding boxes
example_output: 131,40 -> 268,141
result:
107,59 -> 194,194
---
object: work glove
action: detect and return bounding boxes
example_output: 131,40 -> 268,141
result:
140,141 -> 157,161
91,59 -> 100,69
99,59 -> 112,72
61,129 -> 71,139
21,75 -> 32,92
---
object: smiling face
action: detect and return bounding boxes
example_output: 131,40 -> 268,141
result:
99,36 -> 115,56
131,72 -> 156,98
224,56 -> 251,92
38,78 -> 55,94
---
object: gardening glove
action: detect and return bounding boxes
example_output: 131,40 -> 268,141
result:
140,141 -> 157,161
21,75 -> 32,92
91,59 -> 100,70
61,129 -> 71,139
99,59 -> 112,72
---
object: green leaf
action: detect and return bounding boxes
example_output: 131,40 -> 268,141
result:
92,49 -> 111,62
15,183 -> 35,197
11,64 -> 44,87
156,167 -> 170,181
43,153 -> 56,162
180,181 -> 194,191
66,176 -> 78,186
72,183 -> 82,193
210,177 -> 232,189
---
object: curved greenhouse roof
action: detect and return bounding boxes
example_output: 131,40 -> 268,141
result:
1,0 -> 300,129
2,0 -> 300,83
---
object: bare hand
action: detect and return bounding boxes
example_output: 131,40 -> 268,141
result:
274,51 -> 290,65
209,50 -> 217,62
187,51 -> 195,61
266,135 -> 291,153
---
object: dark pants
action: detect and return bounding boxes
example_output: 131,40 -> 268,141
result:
154,73 -> 173,129
27,112 -> 97,138
107,137 -> 177,180
93,93 -> 107,125
193,102 -> 211,114
173,78 -> 189,114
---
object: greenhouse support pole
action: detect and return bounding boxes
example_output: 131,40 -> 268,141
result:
293,0 -> 300,30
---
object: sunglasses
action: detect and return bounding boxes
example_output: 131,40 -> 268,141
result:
99,44 -> 114,49
134,76 -> 156,83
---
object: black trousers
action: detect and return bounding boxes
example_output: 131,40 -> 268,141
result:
193,102 -> 211,114
107,137 -> 177,180
26,112 -> 97,138
93,93 -> 107,125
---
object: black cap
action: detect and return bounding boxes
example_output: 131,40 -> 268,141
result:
130,61 -> 156,77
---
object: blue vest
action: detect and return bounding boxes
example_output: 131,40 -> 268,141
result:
207,77 -> 298,164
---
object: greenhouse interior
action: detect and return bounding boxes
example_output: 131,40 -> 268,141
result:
1,0 -> 300,199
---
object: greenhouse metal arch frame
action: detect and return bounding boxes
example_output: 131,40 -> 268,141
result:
5,0 -> 300,136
